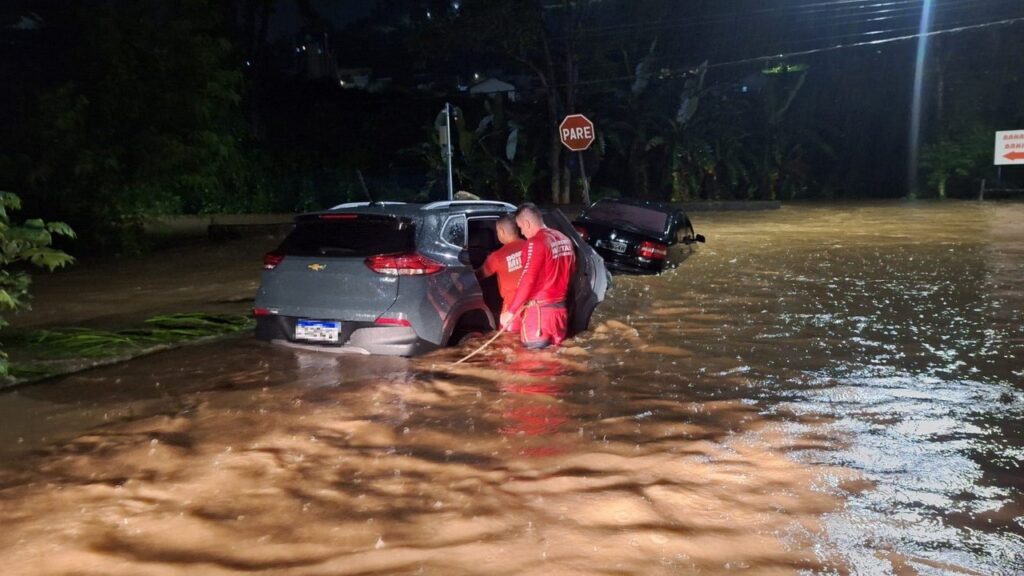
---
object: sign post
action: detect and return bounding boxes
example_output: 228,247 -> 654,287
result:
559,114 -> 596,206
436,103 -> 459,201
445,103 -> 455,200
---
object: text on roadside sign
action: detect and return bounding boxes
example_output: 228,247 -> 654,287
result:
561,126 -> 593,141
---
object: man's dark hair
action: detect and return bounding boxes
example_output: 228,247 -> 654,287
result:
515,202 -> 543,222
496,214 -> 521,238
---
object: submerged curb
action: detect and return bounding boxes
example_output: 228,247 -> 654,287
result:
1,330 -> 252,391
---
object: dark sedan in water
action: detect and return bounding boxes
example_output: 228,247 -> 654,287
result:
572,198 -> 705,274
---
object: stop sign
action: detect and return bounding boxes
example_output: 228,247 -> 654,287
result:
559,114 -> 595,152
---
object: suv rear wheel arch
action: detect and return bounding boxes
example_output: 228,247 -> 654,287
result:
447,308 -> 495,346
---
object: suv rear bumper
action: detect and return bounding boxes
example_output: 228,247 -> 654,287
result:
255,315 -> 435,356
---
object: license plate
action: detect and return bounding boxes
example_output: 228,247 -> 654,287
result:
597,239 -> 629,254
295,319 -> 341,342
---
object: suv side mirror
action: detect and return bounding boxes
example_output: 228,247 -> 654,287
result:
458,251 -> 472,265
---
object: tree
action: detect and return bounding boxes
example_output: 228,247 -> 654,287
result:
920,129 -> 987,199
22,0 -> 247,251
457,96 -> 544,201
415,0 -> 559,199
0,192 -> 75,375
417,0 -> 634,204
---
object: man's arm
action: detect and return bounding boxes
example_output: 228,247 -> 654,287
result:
477,252 -> 498,279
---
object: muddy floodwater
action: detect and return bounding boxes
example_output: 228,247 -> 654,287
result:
0,203 -> 1021,575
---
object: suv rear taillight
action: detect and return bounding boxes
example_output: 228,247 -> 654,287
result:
375,316 -> 412,327
638,241 -> 668,260
573,225 -> 589,241
365,253 -> 444,276
263,251 -> 285,270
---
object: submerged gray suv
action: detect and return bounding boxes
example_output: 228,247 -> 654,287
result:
254,200 -> 609,356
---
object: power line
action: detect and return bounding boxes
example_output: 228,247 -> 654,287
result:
559,15 -> 1024,89
707,15 -> 1023,69
619,0 -> 1003,59
768,4 -> 1014,49
565,0 -> 1018,41
575,2 -> 1019,78
568,0 -> 929,39
767,0 -> 1005,34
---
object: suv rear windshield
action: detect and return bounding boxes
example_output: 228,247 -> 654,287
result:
583,201 -> 668,235
279,215 -> 415,257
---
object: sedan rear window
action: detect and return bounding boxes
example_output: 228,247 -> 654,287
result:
279,215 -> 415,257
583,201 -> 668,235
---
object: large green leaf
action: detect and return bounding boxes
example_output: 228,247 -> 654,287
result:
46,222 -> 76,238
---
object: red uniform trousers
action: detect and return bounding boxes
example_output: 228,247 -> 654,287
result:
519,301 -> 568,349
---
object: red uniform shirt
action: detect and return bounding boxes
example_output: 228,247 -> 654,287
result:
481,239 -> 526,312
507,228 -> 576,315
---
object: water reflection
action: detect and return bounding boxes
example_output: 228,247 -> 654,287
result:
498,356 -> 572,457
583,202 -> 1024,574
0,202 -> 1021,574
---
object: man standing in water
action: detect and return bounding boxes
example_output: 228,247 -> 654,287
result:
477,215 -> 526,333
500,203 -> 576,349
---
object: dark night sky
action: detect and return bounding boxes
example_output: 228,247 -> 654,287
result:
268,0 -> 376,38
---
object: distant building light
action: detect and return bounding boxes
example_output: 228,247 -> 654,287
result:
452,0 -> 461,10
245,60 -> 251,67
741,85 -> 748,93
301,45 -> 307,51
339,80 -> 346,86
426,10 -> 432,19
473,73 -> 480,80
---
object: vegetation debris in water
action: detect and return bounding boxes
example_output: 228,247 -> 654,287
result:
3,313 -> 254,381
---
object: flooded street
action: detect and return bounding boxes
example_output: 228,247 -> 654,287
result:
0,203 -> 1021,575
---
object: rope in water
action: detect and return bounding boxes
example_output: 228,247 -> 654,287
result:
452,308 -> 527,365
452,328 -> 506,365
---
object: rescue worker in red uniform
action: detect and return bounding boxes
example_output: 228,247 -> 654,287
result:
477,215 -> 526,333
500,203 -> 576,349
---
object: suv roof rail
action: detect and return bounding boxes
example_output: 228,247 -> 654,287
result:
421,200 -> 517,211
329,201 -> 408,210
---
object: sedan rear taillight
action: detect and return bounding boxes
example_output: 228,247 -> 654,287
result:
263,251 -> 285,270
638,241 -> 668,260
365,253 -> 444,276
573,225 -> 589,241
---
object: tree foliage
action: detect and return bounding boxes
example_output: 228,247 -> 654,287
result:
0,191 -> 75,375
920,128 -> 988,199
19,0 -> 249,251
3,0 -> 1022,250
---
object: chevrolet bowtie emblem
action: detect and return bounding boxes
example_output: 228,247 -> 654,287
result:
307,263 -> 327,271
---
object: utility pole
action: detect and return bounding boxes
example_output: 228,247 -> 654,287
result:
578,152 -> 591,206
445,103 -> 454,201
